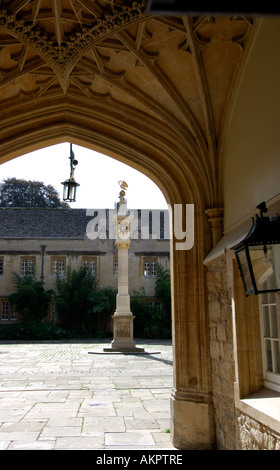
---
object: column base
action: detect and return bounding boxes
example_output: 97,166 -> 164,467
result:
171,391 -> 215,450
104,314 -> 145,353
104,338 -> 145,353
103,345 -> 145,353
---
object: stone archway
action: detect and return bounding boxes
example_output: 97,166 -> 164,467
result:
0,1 -> 260,449
1,124 -> 215,449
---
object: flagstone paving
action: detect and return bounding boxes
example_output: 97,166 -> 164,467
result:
0,339 -> 176,450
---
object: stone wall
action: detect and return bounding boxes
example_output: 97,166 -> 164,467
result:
207,256 -> 237,449
206,252 -> 280,450
237,413 -> 280,450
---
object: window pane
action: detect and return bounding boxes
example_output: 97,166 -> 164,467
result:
144,261 -> 150,276
260,276 -> 280,388
250,245 -> 280,291
236,249 -> 254,293
270,305 -> 278,338
263,306 -> 270,337
90,261 -> 95,276
265,339 -> 273,372
28,260 -> 34,274
262,291 -> 268,304
52,260 -> 58,275
59,260 -> 65,276
273,341 -> 280,373
21,260 -> 27,275
1,302 -> 9,321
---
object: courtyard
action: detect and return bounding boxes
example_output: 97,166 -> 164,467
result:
0,339 -> 175,450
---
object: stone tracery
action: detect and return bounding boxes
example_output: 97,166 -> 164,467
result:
0,3 -> 257,211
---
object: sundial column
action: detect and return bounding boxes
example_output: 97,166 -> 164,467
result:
104,182 -> 144,353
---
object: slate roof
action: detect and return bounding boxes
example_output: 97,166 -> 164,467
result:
0,207 -> 169,240
0,208 -> 91,239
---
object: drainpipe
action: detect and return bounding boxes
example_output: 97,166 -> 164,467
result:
40,245 -> 47,282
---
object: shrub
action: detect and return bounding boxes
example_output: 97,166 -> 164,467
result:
9,273 -> 53,322
131,286 -> 171,339
0,321 -> 68,341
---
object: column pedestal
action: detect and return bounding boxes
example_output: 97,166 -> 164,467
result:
103,314 -> 145,352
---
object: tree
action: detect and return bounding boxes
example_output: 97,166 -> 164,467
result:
55,267 -> 99,333
155,264 -> 171,319
131,271 -> 172,339
92,287 -> 117,331
0,178 -> 68,208
55,268 -> 117,336
9,273 -> 54,322
131,287 -> 150,336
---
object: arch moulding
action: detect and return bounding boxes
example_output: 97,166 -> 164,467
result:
1,112 -> 214,449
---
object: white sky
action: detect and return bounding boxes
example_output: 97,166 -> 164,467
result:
0,143 -> 168,210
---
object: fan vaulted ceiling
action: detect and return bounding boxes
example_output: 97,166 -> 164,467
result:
0,1 -> 258,206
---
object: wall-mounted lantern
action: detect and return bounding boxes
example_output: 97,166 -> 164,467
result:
232,202 -> 280,296
61,143 -> 80,202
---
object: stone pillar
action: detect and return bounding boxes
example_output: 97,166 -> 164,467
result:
104,182 -> 144,353
205,207 -> 224,247
170,206 -> 215,449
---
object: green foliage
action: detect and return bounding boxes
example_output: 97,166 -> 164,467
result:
55,267 -> 116,337
9,273 -> 54,321
92,287 -> 117,331
0,321 -> 68,341
131,287 -> 150,336
0,177 -> 68,208
155,263 -> 171,331
55,267 -> 99,333
4,264 -> 172,340
131,264 -> 172,339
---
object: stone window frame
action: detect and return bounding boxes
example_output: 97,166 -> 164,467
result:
143,256 -> 158,277
228,251 -> 280,442
147,298 -> 162,310
0,299 -> 17,323
51,256 -> 66,277
258,276 -> 280,391
1,300 -> 9,321
82,256 -> 97,277
20,256 -> 36,276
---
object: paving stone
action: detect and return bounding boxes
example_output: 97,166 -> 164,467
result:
0,421 -> 46,433
8,440 -> 55,450
50,417 -> 82,427
40,426 -> 82,437
124,417 -> 159,430
152,432 -> 174,447
105,431 -> 156,446
155,418 -> 171,431
0,432 -> 41,441
83,416 -> 126,433
55,436 -> 104,450
0,340 -> 175,450
0,441 -> 10,450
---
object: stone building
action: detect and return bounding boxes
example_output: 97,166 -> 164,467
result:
0,207 -> 170,323
0,0 -> 280,450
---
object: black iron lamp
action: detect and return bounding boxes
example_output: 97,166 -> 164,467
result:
61,143 -> 80,202
232,202 -> 280,296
